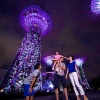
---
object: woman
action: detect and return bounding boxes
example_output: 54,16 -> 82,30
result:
66,55 -> 88,100
24,63 -> 42,100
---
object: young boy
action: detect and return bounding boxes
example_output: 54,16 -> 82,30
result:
24,63 -> 42,100
66,55 -> 88,100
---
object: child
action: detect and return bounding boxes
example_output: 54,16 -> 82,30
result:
66,55 -> 88,100
24,63 -> 42,100
52,52 -> 68,61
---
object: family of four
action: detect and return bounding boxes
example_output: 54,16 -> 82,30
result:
23,52 -> 88,100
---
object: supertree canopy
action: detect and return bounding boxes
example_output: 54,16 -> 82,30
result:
44,56 -> 54,66
20,5 -> 52,35
91,0 -> 100,15
0,5 -> 52,93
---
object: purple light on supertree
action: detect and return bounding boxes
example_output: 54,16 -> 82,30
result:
75,58 -> 90,89
19,5 -> 52,35
42,80 -> 54,92
44,56 -> 54,66
74,58 -> 84,67
91,0 -> 100,15
42,72 -> 54,92
0,5 -> 52,93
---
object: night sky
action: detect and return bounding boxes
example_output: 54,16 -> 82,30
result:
0,0 -> 100,81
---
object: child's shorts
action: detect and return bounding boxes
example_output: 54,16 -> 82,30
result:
24,84 -> 35,96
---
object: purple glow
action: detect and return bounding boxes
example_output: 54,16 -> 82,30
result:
42,80 -> 54,92
1,5 -> 52,93
42,72 -> 54,92
19,5 -> 52,35
91,0 -> 100,14
42,72 -> 54,76
44,56 -> 54,66
74,58 -> 84,67
74,58 -> 90,89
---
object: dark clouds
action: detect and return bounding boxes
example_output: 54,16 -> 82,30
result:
0,0 -> 100,80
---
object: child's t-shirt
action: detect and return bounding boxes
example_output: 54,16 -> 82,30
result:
53,54 -> 63,60
24,69 -> 40,85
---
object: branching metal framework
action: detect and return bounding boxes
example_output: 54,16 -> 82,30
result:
0,5 -> 52,93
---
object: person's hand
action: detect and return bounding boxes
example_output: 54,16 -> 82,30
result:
64,57 -> 68,60
53,60 -> 57,63
29,87 -> 33,93
65,75 -> 68,79
78,74 -> 81,79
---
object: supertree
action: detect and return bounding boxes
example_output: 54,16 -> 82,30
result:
91,0 -> 100,15
75,58 -> 90,90
0,5 -> 52,93
42,72 -> 54,92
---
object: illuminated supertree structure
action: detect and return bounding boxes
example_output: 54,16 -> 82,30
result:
42,72 -> 54,92
44,56 -> 54,66
91,0 -> 100,15
0,5 -> 51,93
75,58 -> 90,90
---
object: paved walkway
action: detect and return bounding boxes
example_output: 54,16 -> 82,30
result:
1,90 -> 100,100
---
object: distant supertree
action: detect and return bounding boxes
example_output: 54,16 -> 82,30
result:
91,0 -> 100,15
75,58 -> 90,90
0,5 -> 52,93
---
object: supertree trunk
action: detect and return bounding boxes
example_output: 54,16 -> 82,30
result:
78,66 -> 90,90
75,58 -> 90,90
0,5 -> 51,93
1,31 -> 41,93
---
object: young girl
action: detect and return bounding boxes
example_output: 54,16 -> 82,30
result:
24,63 -> 42,100
52,52 -> 68,61
66,55 -> 88,100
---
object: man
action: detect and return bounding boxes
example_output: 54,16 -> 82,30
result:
52,57 -> 68,100
24,63 -> 42,100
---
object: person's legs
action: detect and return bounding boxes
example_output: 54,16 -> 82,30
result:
30,89 -> 35,100
24,84 -> 31,100
60,75 -> 68,100
83,95 -> 88,100
73,72 -> 85,95
26,96 -> 30,100
72,72 -> 88,100
30,96 -> 33,100
76,96 -> 81,100
63,88 -> 68,100
69,73 -> 80,100
54,73 -> 59,100
55,88 -> 59,100
24,84 -> 35,100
